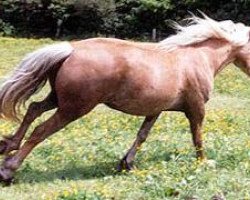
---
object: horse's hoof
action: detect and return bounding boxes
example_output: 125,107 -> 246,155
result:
0,140 -> 7,155
0,168 -> 14,186
117,159 -> 135,172
0,176 -> 13,186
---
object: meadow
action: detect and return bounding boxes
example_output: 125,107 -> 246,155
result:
0,37 -> 249,200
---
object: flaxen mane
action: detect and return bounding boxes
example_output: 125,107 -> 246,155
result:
159,13 -> 250,51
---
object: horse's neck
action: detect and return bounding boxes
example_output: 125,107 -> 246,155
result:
197,39 -> 235,77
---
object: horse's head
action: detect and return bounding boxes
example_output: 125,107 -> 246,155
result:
234,28 -> 250,76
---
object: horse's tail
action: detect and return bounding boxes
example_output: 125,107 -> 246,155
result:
0,42 -> 74,122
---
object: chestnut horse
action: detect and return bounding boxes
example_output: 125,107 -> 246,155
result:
0,14 -> 250,183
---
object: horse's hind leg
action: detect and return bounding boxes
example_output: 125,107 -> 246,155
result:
0,103 -> 96,184
117,113 -> 160,171
0,92 -> 57,155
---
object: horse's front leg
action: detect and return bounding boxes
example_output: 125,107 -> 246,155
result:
0,92 -> 57,155
117,113 -> 160,171
185,103 -> 205,160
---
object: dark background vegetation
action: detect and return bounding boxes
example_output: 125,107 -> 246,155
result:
0,0 -> 250,40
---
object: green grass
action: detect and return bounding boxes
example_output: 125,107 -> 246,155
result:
0,37 -> 250,200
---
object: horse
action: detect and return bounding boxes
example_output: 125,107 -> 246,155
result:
0,14 -> 250,184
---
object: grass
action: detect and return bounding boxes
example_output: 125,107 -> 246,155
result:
0,37 -> 250,200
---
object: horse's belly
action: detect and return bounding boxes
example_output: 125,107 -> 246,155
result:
105,96 -> 175,116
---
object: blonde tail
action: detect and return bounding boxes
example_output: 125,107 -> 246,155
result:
0,42 -> 73,121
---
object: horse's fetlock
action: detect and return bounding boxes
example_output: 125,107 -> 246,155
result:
138,135 -> 147,142
3,156 -> 20,171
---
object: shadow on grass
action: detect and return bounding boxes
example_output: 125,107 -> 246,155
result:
10,148 -> 219,185
15,151 -> 182,185
15,160 -> 123,184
